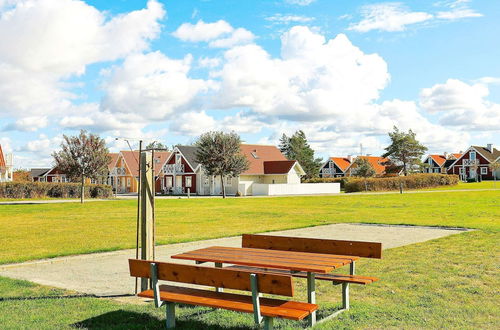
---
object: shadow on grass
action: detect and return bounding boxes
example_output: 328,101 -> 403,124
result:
72,309 -> 253,329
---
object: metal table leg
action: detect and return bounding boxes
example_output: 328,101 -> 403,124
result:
307,271 -> 316,327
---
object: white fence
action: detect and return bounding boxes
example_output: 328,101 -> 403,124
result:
252,183 -> 340,196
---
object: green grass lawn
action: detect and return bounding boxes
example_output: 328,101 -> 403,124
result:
422,180 -> 499,190
0,230 -> 498,329
0,190 -> 498,328
0,190 -> 498,264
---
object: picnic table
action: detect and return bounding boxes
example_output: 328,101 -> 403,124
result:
172,245 -> 361,326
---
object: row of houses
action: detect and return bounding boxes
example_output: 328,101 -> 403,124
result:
319,155 -> 403,178
30,144 -> 309,196
320,144 -> 500,181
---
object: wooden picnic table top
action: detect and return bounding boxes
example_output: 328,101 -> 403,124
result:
171,246 -> 359,274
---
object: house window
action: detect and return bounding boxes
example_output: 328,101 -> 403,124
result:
251,151 -> 259,159
470,151 -> 476,161
185,176 -> 192,188
459,167 -> 465,174
127,178 -> 131,187
175,154 -> 182,165
480,167 -> 488,175
166,177 -> 173,187
225,177 -> 232,186
434,168 -> 440,173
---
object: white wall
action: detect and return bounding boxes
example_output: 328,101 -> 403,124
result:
252,183 -> 340,196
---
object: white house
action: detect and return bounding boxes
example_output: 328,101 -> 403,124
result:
159,144 -> 339,196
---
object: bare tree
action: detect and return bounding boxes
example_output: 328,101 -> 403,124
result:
52,130 -> 110,203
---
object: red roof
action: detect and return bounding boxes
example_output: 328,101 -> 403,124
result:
120,151 -> 171,176
329,157 -> 351,172
263,160 -> 296,174
430,155 -> 447,167
353,156 -> 390,175
0,145 -> 5,168
452,153 -> 462,159
240,144 -> 288,175
108,153 -> 119,171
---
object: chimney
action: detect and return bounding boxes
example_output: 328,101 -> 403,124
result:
487,144 -> 493,153
444,152 -> 448,159
347,155 -> 353,162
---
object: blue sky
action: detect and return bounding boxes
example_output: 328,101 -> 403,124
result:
0,0 -> 498,168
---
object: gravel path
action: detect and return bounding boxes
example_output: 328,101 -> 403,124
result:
0,223 -> 469,296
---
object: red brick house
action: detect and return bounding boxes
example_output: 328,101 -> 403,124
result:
447,144 -> 499,181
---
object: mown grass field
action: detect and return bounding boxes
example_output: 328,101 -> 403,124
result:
0,230 -> 497,329
0,190 -> 498,264
0,189 -> 498,328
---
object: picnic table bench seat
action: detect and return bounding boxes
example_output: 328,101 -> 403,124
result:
137,285 -> 317,320
129,259 -> 317,329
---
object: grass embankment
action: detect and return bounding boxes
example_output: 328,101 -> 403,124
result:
0,190 -> 498,264
0,230 -> 498,329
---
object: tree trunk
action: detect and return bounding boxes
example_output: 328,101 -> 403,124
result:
80,174 -> 85,204
220,174 -> 226,199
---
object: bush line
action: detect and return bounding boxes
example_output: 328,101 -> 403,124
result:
0,182 -> 113,199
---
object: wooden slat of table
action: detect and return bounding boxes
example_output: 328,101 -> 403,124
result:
205,246 -> 360,262
172,247 -> 351,273
181,248 -> 351,268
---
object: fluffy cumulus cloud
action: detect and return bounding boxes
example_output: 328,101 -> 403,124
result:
169,111 -> 216,136
285,0 -> 316,6
213,26 -> 389,121
172,19 -> 255,48
101,52 -> 213,121
420,79 -> 500,130
0,0 -> 165,117
348,2 -> 433,32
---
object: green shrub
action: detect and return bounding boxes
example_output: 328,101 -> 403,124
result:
0,182 -> 112,199
344,174 -> 459,193
303,176 -> 351,188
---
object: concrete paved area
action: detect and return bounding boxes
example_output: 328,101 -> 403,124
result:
0,223 -> 469,296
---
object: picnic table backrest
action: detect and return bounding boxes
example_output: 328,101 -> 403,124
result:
242,234 -> 382,259
128,259 -> 294,296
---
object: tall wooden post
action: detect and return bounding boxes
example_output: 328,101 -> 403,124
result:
140,151 -> 154,291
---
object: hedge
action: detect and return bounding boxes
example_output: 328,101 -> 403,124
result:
303,177 -> 351,189
344,174 -> 459,193
0,182 -> 113,199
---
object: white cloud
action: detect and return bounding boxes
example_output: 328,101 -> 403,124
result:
172,20 -> 233,42
348,2 -> 433,32
208,28 -> 255,48
173,19 -> 254,49
0,0 -> 165,117
266,14 -> 315,24
3,116 -> 48,132
101,52 -> 213,121
169,111 -> 216,136
213,26 -> 389,121
198,57 -> 221,68
285,0 -> 316,6
436,8 -> 482,20
420,79 -> 500,130
436,0 -> 482,20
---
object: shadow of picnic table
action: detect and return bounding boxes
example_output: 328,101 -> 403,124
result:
71,309 -> 252,329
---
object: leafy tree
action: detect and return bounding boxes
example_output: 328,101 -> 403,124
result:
489,160 -> 500,187
382,126 -> 428,176
194,131 -> 249,198
352,158 -> 376,178
280,130 -> 322,180
145,141 -> 168,150
52,130 -> 110,203
352,158 -> 376,191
